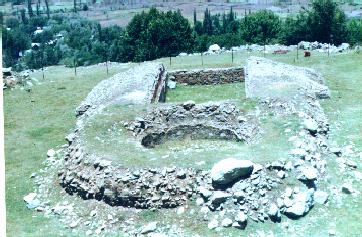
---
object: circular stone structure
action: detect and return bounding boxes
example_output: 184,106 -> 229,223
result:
58,59 -> 334,230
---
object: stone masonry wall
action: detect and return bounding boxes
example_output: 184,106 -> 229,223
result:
169,67 -> 244,85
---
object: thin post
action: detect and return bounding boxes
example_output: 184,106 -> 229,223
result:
201,53 -> 203,66
296,43 -> 299,60
263,43 -> 266,57
328,43 -> 330,58
231,49 -> 234,63
74,58 -> 77,76
41,49 -> 45,80
169,56 -> 171,66
106,61 -> 109,75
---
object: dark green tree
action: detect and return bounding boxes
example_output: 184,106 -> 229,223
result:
240,10 -> 281,44
308,0 -> 347,44
203,8 -> 213,35
27,0 -> 34,17
346,19 -> 362,46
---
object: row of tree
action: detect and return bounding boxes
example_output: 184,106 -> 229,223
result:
2,0 -> 362,70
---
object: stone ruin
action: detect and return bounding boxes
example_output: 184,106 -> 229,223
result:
245,56 -> 330,99
126,101 -> 259,148
76,62 -> 167,118
55,58 -> 337,232
169,67 -> 244,85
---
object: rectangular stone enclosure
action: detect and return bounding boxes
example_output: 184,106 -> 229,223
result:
168,67 -> 245,85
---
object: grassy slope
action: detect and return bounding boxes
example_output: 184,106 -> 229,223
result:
4,64 -> 132,236
4,52 -> 362,236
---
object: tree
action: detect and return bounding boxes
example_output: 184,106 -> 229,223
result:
203,8 -> 213,35
2,27 -> 31,67
74,0 -> 77,13
27,0 -> 34,17
240,10 -> 281,44
20,9 -> 28,24
346,19 -> 362,46
281,13 -> 310,45
44,0 -> 50,18
308,0 -> 347,44
36,0 -> 40,16
193,8 -> 197,26
126,8 -> 194,61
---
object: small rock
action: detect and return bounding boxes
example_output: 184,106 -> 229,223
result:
176,170 -> 186,179
210,191 -> 231,207
86,230 -> 92,235
341,183 -> 354,194
99,159 -> 112,167
284,187 -> 293,198
47,149 -> 56,157
328,229 -> 336,236
65,133 -> 76,144
237,116 -> 247,123
267,203 -> 281,222
271,161 -> 285,170
304,118 -> 318,134
183,100 -> 195,110
69,221 -> 78,228
26,199 -> 40,209
290,148 -> 308,158
141,221 -> 158,234
314,191 -> 329,204
198,187 -> 212,199
297,166 -> 318,181
176,206 -> 185,215
167,80 -> 177,89
277,170 -> 286,179
221,218 -> 233,227
208,219 -> 219,229
346,160 -> 357,169
23,193 -> 37,203
196,198 -> 204,206
235,212 -> 247,224
330,147 -> 342,157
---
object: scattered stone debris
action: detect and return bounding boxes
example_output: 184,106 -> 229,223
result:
3,68 -> 35,90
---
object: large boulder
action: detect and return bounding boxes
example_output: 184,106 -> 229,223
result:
211,158 -> 254,187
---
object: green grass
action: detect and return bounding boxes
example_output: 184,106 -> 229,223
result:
5,51 -> 362,236
4,63 -> 132,236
